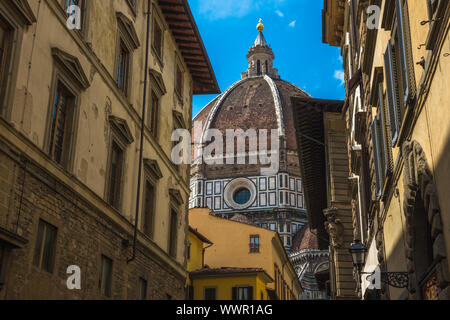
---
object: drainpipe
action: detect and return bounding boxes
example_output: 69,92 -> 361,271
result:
128,0 -> 151,264
202,243 -> 213,268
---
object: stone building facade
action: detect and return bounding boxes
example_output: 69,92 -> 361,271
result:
323,0 -> 450,299
189,21 -> 310,253
292,97 -> 357,299
0,0 -> 218,299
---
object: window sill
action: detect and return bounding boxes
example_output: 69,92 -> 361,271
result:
151,47 -> 164,70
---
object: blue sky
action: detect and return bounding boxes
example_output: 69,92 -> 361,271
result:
189,0 -> 345,117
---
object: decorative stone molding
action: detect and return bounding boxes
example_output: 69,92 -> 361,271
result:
402,140 -> 448,299
324,207 -> 344,248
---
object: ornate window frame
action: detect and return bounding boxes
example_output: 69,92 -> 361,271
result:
141,159 -> 162,239
151,4 -> 165,68
104,115 -> 134,212
44,47 -> 90,172
114,12 -> 140,98
0,0 -> 36,119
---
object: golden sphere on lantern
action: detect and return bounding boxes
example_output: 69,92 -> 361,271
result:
257,18 -> 264,32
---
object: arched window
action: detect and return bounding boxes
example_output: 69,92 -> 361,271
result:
413,192 -> 434,282
257,60 -> 261,75
265,61 -> 268,74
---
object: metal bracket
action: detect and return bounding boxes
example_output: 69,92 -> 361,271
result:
361,271 -> 409,289
380,272 -> 409,288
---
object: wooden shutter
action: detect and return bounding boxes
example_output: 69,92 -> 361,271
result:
384,41 -> 401,145
395,0 -> 416,106
426,0 -> 438,20
371,119 -> 384,199
377,83 -> 393,178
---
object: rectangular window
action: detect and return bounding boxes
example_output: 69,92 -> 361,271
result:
287,236 -> 291,246
139,278 -> 147,300
0,18 -> 11,97
395,0 -> 415,106
152,18 -> 163,60
279,223 -> 284,233
99,255 -> 113,297
175,64 -> 183,98
49,83 -> 74,165
371,118 -> 385,199
204,287 -> 216,300
33,220 -> 57,273
232,287 -> 253,300
384,40 -> 400,145
149,91 -> 159,137
378,83 -> 393,179
107,141 -> 124,209
250,235 -> 260,253
143,181 -> 154,237
116,40 -> 129,94
269,223 -> 276,231
287,223 -> 291,233
168,210 -> 178,258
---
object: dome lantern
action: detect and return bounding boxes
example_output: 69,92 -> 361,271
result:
242,19 -> 279,79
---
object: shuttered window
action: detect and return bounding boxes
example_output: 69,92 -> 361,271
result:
426,0 -> 439,20
377,83 -> 393,179
0,19 -> 11,98
49,83 -> 74,166
395,0 -> 416,106
107,141 -> 124,209
371,118 -> 384,199
384,41 -> 401,145
168,210 -> 178,258
142,181 -> 155,238
116,40 -> 129,94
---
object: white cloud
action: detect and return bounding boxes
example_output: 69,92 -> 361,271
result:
334,70 -> 345,86
197,0 -> 285,20
288,20 -> 297,28
275,10 -> 284,17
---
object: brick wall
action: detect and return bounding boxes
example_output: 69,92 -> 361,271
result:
0,140 -> 185,300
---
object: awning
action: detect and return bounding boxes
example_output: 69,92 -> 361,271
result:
157,0 -> 220,94
291,96 -> 344,249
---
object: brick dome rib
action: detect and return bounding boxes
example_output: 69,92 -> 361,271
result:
192,77 -> 310,155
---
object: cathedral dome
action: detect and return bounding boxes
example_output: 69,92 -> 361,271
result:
189,20 -> 310,253
192,20 -> 310,172
194,77 -> 309,152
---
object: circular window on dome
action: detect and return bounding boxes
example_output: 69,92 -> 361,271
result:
233,188 -> 251,205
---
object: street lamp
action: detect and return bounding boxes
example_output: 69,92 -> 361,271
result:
348,240 -> 409,289
349,240 -> 367,273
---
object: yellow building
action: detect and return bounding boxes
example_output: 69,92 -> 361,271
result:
189,208 -> 302,300
187,226 -> 213,274
190,267 -> 272,300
